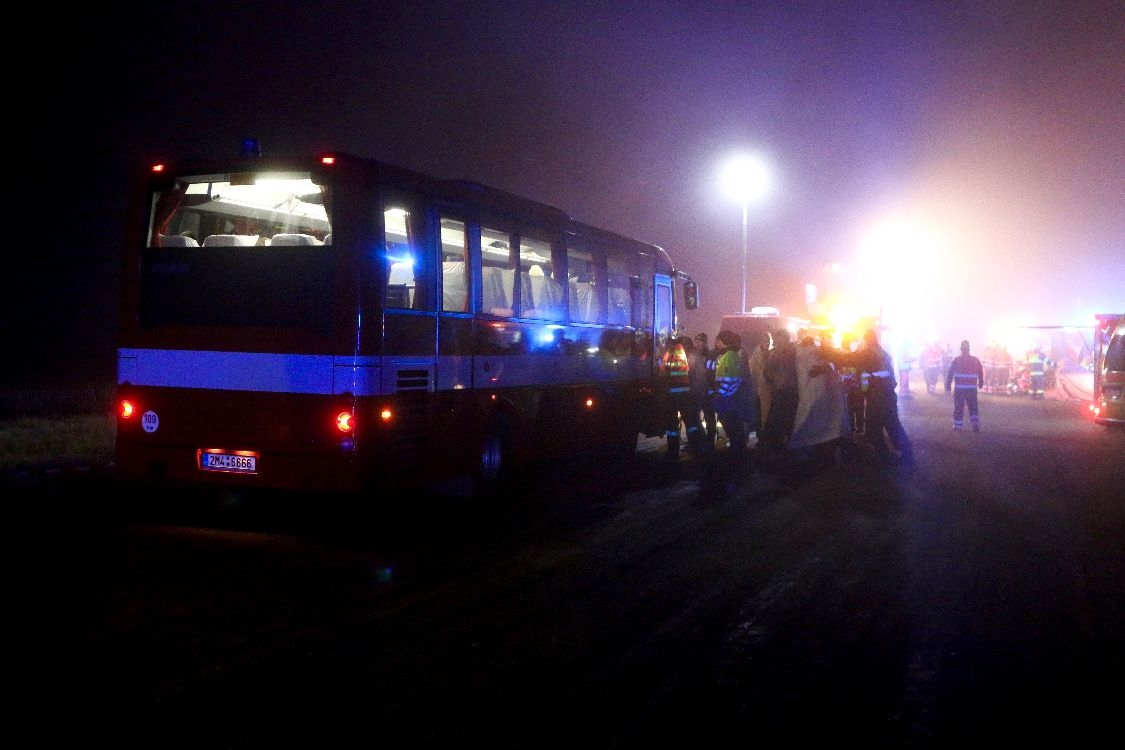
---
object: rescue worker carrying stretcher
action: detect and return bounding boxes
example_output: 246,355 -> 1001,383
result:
945,339 -> 984,432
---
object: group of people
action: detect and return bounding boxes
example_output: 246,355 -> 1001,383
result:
659,326 -> 915,468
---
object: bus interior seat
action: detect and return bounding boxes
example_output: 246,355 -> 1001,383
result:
571,279 -> 599,322
442,261 -> 468,312
526,266 -> 564,320
202,234 -> 260,247
482,267 -> 511,314
159,234 -> 199,247
270,233 -> 321,246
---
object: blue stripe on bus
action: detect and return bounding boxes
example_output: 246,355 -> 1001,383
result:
118,348 -> 651,395
117,349 -> 379,395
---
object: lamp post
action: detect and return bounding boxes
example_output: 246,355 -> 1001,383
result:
722,155 -> 770,313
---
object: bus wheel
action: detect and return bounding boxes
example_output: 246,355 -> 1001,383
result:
476,417 -> 511,492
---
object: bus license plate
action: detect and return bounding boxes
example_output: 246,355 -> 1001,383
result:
200,451 -> 258,473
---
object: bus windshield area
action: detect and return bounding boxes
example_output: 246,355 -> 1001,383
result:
148,171 -> 331,248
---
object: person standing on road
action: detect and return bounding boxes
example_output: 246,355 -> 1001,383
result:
921,341 -> 944,394
747,331 -> 772,445
1026,346 -> 1048,398
712,330 -> 750,453
826,328 -> 914,466
945,339 -> 985,432
761,327 -> 799,453
789,332 -> 849,467
683,335 -> 715,452
658,336 -> 705,459
692,332 -> 718,448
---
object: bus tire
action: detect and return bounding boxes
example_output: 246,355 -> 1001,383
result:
476,416 -> 512,494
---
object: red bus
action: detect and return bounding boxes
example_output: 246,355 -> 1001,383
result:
115,144 -> 698,496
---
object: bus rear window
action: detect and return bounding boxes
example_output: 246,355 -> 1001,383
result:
148,172 -> 331,248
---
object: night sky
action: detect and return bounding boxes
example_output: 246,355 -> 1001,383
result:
14,0 -> 1122,384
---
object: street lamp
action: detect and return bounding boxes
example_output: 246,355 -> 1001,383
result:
722,155 -> 770,313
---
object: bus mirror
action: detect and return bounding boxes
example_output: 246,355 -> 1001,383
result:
683,281 -> 699,310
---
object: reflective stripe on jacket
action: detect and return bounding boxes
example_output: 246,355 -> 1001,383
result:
714,349 -> 745,398
946,353 -> 984,390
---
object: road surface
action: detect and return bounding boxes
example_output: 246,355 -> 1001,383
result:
32,384 -> 1125,747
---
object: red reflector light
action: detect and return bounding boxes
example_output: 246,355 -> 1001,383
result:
335,411 -> 354,433
151,164 -> 165,173
320,155 -> 336,165
118,399 -> 135,419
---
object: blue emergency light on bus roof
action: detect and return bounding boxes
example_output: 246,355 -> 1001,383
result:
240,138 -> 262,158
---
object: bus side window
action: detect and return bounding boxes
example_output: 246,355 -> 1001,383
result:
567,244 -> 602,323
519,234 -> 563,321
607,253 -> 633,326
481,227 -> 514,315
383,202 -> 417,310
440,216 -> 469,312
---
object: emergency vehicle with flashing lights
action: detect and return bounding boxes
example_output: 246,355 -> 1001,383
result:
1090,313 -> 1124,432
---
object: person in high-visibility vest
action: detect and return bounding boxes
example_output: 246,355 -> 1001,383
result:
711,330 -> 750,453
945,339 -> 985,432
658,336 -> 704,459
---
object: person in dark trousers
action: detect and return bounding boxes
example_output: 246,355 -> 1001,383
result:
945,339 -> 985,432
711,330 -> 749,453
691,332 -> 718,447
658,336 -> 705,459
826,328 -> 914,465
761,327 -> 798,452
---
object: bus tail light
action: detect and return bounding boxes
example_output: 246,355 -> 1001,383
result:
118,398 -> 136,420
335,410 -> 354,433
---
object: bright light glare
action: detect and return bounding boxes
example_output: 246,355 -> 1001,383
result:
722,155 -> 770,204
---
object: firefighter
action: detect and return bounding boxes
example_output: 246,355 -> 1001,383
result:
945,339 -> 984,431
1026,346 -> 1047,399
658,336 -> 704,459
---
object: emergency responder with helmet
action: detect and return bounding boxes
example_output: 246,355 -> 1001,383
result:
945,339 -> 985,432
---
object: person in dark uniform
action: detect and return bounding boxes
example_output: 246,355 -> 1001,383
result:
691,333 -> 718,447
945,339 -> 985,432
825,328 -> 914,465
